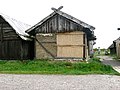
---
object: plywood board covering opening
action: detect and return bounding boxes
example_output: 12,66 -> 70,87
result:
57,31 -> 85,58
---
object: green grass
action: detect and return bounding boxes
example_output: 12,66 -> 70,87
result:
0,58 -> 119,75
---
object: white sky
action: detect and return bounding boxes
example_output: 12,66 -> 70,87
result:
0,0 -> 120,49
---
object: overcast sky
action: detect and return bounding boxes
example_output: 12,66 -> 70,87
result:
0,0 -> 120,49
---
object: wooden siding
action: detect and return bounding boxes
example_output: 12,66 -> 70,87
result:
0,21 -> 19,41
0,40 -> 34,60
116,41 -> 120,58
21,40 -> 35,60
35,14 -> 83,33
0,40 -> 21,59
57,31 -> 85,58
30,13 -> 94,59
26,9 -> 95,34
0,16 -> 34,60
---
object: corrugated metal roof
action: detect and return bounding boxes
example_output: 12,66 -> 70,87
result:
26,10 -> 95,33
0,13 -> 31,40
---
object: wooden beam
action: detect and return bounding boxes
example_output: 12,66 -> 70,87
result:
117,28 -> 120,30
0,24 -> 1,40
0,23 -> 3,42
51,6 -> 63,12
83,34 -> 86,59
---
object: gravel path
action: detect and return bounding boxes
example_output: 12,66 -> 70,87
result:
97,56 -> 120,73
0,74 -> 120,90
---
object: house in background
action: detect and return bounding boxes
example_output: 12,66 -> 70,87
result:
0,13 -> 34,60
114,37 -> 120,58
108,37 -> 120,57
26,7 -> 96,60
108,43 -> 116,55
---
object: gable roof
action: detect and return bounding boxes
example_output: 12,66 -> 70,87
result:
26,10 -> 95,33
0,13 -> 31,40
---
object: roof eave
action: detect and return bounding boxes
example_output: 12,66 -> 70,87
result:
26,12 -> 56,33
0,14 -> 31,41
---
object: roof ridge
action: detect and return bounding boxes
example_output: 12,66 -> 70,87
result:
26,9 -> 95,33
1,13 -> 31,26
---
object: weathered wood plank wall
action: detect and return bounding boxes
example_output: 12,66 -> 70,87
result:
0,16 -> 34,60
0,40 -> 21,59
35,14 -> 83,34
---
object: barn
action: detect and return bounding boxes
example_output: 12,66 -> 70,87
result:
0,13 -> 34,60
26,7 -> 96,60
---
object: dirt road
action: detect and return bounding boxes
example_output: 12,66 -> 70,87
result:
98,56 -> 120,73
0,74 -> 120,90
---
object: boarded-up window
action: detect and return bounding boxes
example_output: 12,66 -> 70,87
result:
57,31 -> 85,58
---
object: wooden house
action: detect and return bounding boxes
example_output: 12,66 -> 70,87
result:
0,13 -> 34,60
115,38 -> 120,58
108,37 -> 120,57
114,37 -> 120,57
26,7 -> 96,60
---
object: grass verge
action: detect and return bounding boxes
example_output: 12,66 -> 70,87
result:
0,58 -> 119,75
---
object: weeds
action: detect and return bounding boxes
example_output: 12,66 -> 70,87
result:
0,58 -> 119,75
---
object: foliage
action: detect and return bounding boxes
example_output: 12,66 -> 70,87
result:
94,48 -> 106,52
0,58 -> 119,75
94,49 -> 110,56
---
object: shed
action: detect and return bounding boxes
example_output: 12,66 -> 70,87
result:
113,37 -> 120,57
26,7 -> 96,60
0,13 -> 34,60
108,43 -> 116,55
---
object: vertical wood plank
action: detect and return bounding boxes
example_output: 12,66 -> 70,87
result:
1,23 -> 3,42
0,24 -> 1,41
83,34 -> 85,58
56,14 -> 59,32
